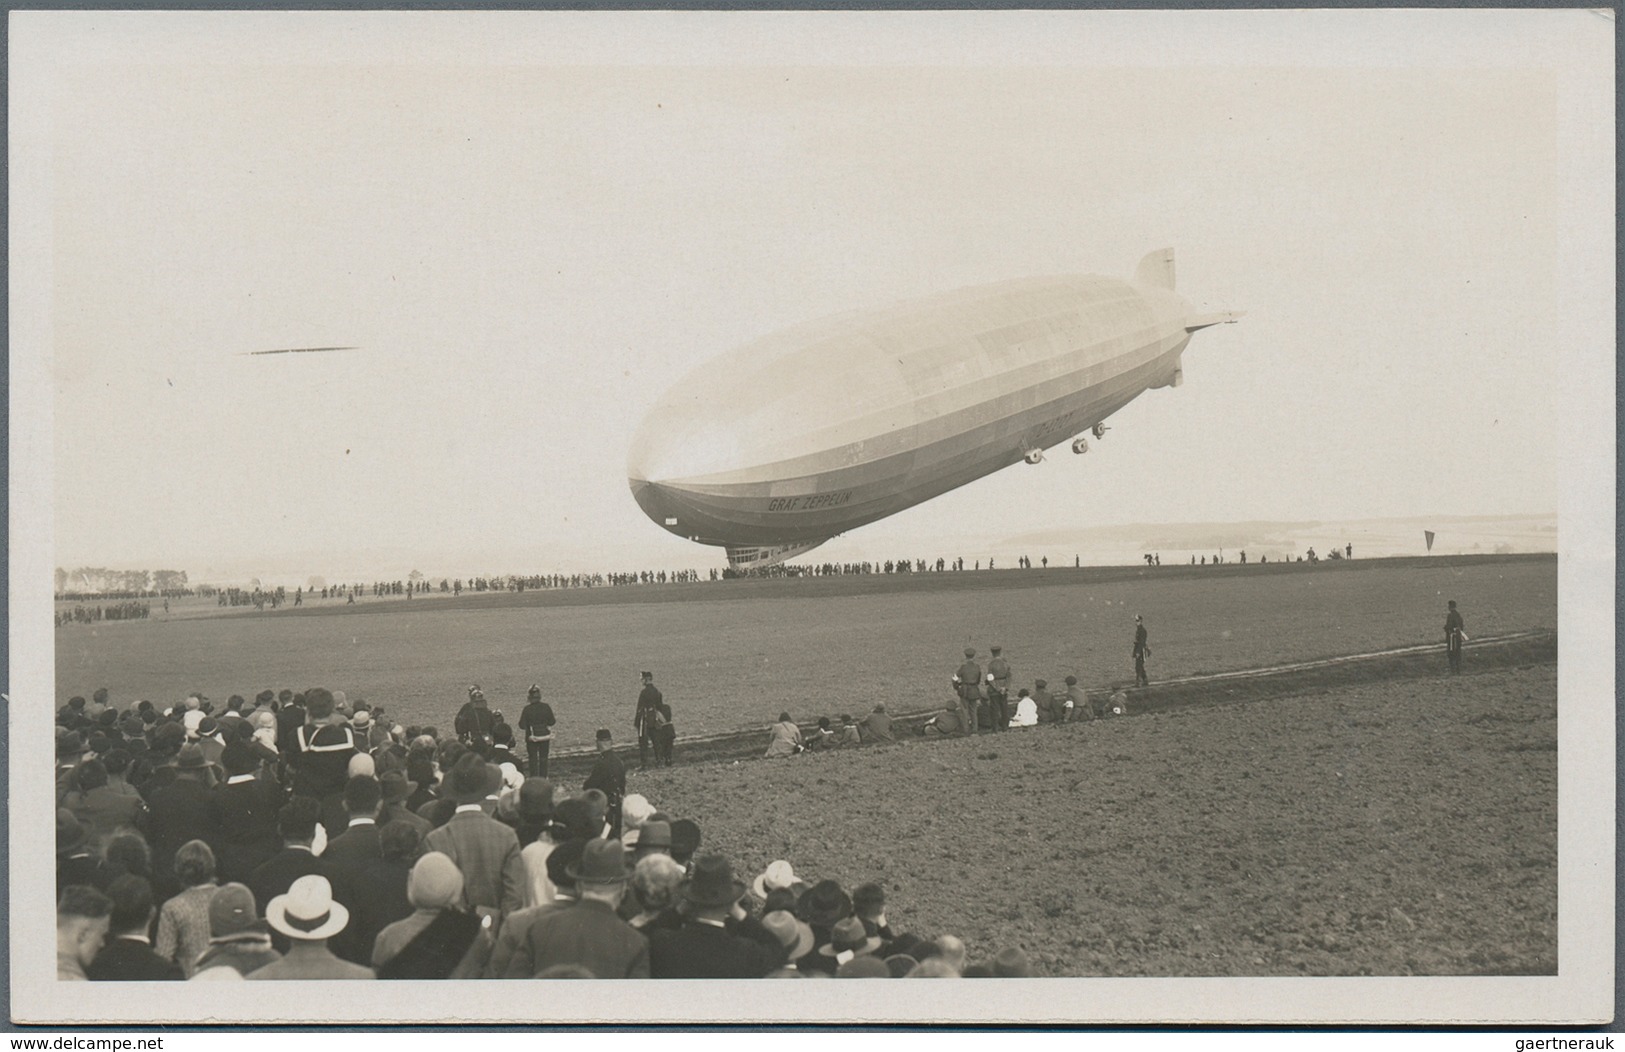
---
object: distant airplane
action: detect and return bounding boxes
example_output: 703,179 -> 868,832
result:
240,346 -> 358,357
629,248 -> 1242,570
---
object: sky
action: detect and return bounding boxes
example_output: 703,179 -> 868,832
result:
19,10 -> 1613,582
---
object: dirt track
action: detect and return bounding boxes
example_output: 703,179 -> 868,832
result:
619,652 -> 1558,976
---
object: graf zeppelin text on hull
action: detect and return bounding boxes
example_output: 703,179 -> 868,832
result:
628,249 -> 1239,569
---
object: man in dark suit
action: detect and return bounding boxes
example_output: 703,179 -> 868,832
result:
86,875 -> 183,980
140,744 -> 221,898
211,741 -> 285,884
248,796 -> 364,963
517,685 -> 557,778
323,776 -> 384,871
632,672 -> 662,770
649,855 -> 785,978
583,729 -> 626,839
518,839 -> 648,978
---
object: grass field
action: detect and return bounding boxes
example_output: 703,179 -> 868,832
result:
55,554 -> 1557,750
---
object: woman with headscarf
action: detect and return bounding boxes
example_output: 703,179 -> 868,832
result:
371,851 -> 492,979
763,713 -> 804,759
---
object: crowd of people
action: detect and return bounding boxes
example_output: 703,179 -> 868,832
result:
54,683 -> 1031,981
55,602 -> 151,627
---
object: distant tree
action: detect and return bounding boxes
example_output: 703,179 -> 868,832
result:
151,569 -> 188,592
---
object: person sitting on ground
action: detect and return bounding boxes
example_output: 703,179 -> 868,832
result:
247,875 -> 374,980
1009,689 -> 1038,727
57,885 -> 113,981
857,703 -> 894,744
189,882 -> 280,980
806,717 -> 838,751
764,713 -> 804,758
922,700 -> 966,737
834,715 -> 862,747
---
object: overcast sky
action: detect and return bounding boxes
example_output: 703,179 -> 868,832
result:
19,10 -> 1611,579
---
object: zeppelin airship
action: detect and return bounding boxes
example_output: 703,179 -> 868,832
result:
628,249 -> 1240,569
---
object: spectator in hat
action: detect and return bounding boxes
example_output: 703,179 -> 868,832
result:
666,819 -> 701,873
211,740 -> 285,884
833,714 -> 862,747
372,851 -> 491,979
190,883 -> 280,979
57,810 -> 101,895
155,839 -> 220,976
857,703 -> 894,744
518,839 -> 649,978
1032,679 -> 1063,724
751,859 -> 808,904
852,882 -> 897,953
649,854 -> 784,978
795,879 -> 854,976
922,699 -> 966,737
836,955 -> 891,978
423,754 -> 525,925
516,779 -> 559,909
139,744 -> 221,897
247,875 -> 374,980
63,760 -> 142,848
323,776 -> 385,870
583,729 -> 627,838
517,686 -> 556,778
626,854 -> 686,934
764,713 -> 804,758
87,875 -> 183,980
58,885 -> 113,981
488,839 -> 584,979
288,688 -> 359,832
104,748 -> 141,798
376,770 -> 432,841
100,832 -> 154,888
630,820 -> 673,864
56,729 -> 86,801
248,797 -> 363,962
760,909 -> 817,974
194,717 -> 228,768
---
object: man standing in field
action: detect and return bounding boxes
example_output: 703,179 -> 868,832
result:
952,648 -> 984,735
985,646 -> 1012,733
585,729 -> 628,838
518,685 -> 556,778
1444,600 -> 1466,674
633,672 -> 663,771
1133,615 -> 1151,687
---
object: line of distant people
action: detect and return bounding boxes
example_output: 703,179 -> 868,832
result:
55,602 -> 150,627
54,682 -> 1033,980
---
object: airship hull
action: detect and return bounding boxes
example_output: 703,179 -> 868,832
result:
628,251 -> 1229,566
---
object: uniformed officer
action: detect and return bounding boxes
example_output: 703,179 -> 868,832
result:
454,686 -> 496,753
985,646 -> 1012,732
633,672 -> 663,770
518,685 -> 556,777
952,648 -> 984,734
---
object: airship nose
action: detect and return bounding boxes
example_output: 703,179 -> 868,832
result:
627,395 -> 750,487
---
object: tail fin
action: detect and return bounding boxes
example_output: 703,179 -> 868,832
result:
1135,248 -> 1175,291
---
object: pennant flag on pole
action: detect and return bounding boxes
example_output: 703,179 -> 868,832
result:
1424,530 -> 1436,552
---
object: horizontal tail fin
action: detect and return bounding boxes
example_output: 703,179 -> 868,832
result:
1185,310 -> 1245,332
1135,248 -> 1176,291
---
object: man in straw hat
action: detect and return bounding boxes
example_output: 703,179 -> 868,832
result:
424,753 -> 525,924
247,875 -> 373,979
517,839 -> 649,978
649,854 -> 784,978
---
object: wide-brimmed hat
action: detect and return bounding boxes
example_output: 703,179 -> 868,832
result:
632,820 -> 672,851
379,770 -> 418,804
265,875 -> 349,941
207,883 -> 263,938
566,839 -> 630,885
760,910 -> 816,959
817,915 -> 884,959
443,754 -> 501,803
679,854 -> 747,908
884,954 -> 919,978
621,794 -> 654,828
174,744 -> 212,771
751,859 -> 808,900
797,879 -> 853,928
